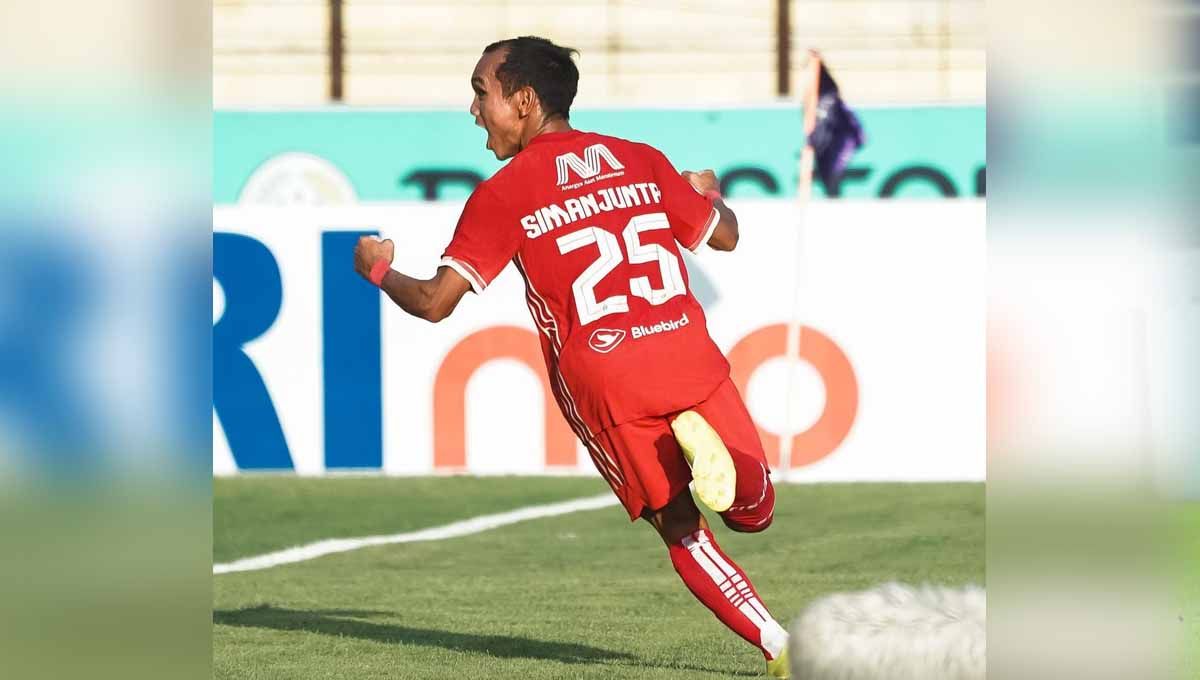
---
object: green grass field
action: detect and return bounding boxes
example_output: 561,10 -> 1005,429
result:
1177,502 -> 1200,677
214,477 -> 984,679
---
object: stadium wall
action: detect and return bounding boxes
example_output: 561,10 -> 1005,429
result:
214,106 -> 985,203
213,199 -> 985,480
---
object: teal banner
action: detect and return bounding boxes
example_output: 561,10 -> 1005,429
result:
214,106 -> 984,204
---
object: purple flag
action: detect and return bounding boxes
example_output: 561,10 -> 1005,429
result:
809,61 -> 865,194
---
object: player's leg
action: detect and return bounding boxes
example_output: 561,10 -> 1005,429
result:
643,490 -> 789,671
594,415 -> 790,675
676,379 -> 776,532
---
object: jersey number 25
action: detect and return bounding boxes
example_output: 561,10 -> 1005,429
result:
555,212 -> 686,326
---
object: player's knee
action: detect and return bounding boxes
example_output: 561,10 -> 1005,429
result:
721,474 -> 775,533
722,511 -> 773,533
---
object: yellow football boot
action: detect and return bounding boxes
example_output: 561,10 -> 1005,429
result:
671,410 -> 736,512
765,646 -> 791,678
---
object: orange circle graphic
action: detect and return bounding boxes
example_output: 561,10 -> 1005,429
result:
727,324 -> 858,468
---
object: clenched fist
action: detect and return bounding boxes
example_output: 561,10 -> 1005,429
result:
681,169 -> 719,195
354,235 -> 395,282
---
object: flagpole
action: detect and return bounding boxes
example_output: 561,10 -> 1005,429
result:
778,50 -> 821,482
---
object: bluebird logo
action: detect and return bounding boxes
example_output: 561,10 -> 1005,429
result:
587,328 -> 626,353
631,312 -> 689,339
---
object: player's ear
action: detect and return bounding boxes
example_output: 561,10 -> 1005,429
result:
517,86 -> 535,117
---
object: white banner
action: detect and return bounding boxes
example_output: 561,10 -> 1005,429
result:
213,199 -> 985,481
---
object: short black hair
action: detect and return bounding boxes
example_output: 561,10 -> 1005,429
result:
483,36 -> 579,121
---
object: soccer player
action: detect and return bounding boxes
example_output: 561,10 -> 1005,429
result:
353,36 -> 790,678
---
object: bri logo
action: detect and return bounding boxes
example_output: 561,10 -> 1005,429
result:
555,144 -> 625,186
631,313 -> 690,339
587,328 -> 626,353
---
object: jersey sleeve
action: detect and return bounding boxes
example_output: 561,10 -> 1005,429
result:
647,147 -> 720,252
440,183 -> 522,294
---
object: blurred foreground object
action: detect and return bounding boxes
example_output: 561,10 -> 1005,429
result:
788,583 -> 985,679
988,0 -> 1188,677
0,1 -> 211,679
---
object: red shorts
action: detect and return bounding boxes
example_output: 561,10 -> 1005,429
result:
590,377 -> 774,528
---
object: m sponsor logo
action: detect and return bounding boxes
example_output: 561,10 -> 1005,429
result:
631,313 -> 690,340
555,144 -> 625,186
587,328 -> 626,353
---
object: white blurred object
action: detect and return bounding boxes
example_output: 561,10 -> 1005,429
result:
1145,247 -> 1200,498
239,152 -> 358,206
789,582 -> 986,680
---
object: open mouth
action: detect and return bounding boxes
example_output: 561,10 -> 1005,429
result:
475,119 -> 490,149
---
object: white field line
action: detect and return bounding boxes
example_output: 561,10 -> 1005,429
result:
213,493 -> 619,575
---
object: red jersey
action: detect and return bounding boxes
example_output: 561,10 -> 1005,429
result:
441,130 -> 730,446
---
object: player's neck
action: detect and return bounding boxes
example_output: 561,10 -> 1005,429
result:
522,117 -> 573,149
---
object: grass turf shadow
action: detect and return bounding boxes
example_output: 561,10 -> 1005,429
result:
215,605 -> 630,665
214,605 -> 758,676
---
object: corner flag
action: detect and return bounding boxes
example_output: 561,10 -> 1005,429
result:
808,61 -> 864,194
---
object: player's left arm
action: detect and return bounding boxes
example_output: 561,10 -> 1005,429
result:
353,236 -> 471,323
681,169 -> 739,251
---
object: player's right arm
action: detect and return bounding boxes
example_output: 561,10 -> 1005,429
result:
353,236 -> 471,322
354,182 -> 519,322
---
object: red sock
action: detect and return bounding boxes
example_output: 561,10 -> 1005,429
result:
722,456 -> 775,532
667,528 -> 788,660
